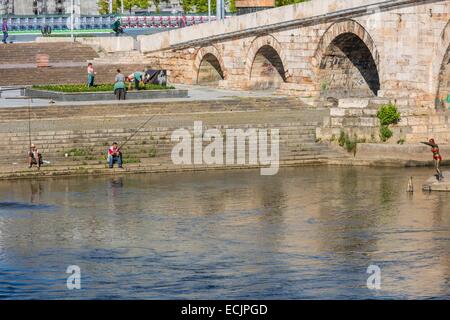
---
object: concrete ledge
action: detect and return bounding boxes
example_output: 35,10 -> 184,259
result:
36,36 -> 135,53
355,143 -> 450,162
422,171 -> 450,191
25,88 -> 188,102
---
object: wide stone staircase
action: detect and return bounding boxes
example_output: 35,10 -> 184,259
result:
90,50 -> 146,65
0,42 -> 99,65
0,42 -> 146,86
0,97 -> 346,178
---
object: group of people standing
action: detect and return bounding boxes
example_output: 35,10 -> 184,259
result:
113,69 -> 146,100
86,63 -> 146,100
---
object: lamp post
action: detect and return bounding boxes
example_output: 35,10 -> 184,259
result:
208,0 -> 211,22
216,0 -> 224,20
70,0 -> 74,39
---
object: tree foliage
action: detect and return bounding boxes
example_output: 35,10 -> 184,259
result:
181,0 -> 237,13
275,0 -> 308,6
98,0 -> 155,14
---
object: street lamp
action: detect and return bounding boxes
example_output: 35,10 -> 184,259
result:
70,0 -> 74,39
216,0 -> 224,20
208,0 -> 211,22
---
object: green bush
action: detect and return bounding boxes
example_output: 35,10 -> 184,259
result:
345,138 -> 357,154
379,125 -> 393,142
377,103 -> 401,126
376,103 -> 400,142
148,148 -> 157,158
337,131 -> 361,154
338,131 -> 346,147
32,83 -> 174,93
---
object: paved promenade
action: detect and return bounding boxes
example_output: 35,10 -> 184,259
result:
0,84 -> 280,108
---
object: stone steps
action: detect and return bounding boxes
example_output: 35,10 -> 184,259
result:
91,50 -> 146,65
0,42 -> 99,65
0,97 -> 341,173
0,64 -> 145,86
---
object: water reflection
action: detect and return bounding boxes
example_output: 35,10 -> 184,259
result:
0,166 -> 449,299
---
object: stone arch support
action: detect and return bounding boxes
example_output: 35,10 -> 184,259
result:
313,20 -> 381,98
313,20 -> 380,70
244,35 -> 289,81
431,20 -> 450,106
193,45 -> 226,84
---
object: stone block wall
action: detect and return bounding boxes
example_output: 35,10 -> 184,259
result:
137,0 -> 450,111
317,98 -> 450,145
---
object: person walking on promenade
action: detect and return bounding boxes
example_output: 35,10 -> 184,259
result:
108,142 -> 123,169
87,63 -> 96,87
422,138 -> 444,181
28,144 -> 43,170
114,69 -> 126,100
2,18 -> 8,44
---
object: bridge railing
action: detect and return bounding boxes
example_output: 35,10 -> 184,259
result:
3,14 -> 232,31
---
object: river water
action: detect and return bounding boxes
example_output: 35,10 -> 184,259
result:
0,166 -> 449,299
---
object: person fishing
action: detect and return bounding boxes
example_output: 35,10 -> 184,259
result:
108,142 -> 123,169
28,144 -> 43,170
421,138 -> 444,181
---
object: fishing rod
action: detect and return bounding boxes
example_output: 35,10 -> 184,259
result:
28,97 -> 32,154
3,95 -> 33,152
118,112 -> 160,150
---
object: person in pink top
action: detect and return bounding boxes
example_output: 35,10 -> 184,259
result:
87,63 -> 96,87
108,142 -> 123,168
28,144 -> 43,170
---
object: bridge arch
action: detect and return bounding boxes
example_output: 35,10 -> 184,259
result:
193,46 -> 225,86
432,20 -> 450,108
313,20 -> 381,99
245,35 -> 288,90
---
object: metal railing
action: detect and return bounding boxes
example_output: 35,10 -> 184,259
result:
1,14 -> 232,31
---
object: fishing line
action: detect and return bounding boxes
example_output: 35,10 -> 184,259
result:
118,112 -> 160,150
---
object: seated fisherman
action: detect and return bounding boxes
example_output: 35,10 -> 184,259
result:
28,144 -> 43,170
108,142 -> 123,169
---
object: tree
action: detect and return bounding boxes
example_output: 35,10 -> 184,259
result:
275,0 -> 308,7
181,0 -> 216,13
123,0 -> 150,14
98,0 -> 152,14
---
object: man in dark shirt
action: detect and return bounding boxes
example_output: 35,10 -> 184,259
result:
2,18 -> 8,44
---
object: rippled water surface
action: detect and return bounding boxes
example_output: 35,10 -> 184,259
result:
0,167 -> 449,299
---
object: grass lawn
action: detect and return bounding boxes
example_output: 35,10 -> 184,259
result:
32,83 -> 174,93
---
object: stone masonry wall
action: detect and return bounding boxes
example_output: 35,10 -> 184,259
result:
138,0 -> 450,110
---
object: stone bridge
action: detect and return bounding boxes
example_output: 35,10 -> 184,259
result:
134,0 -> 450,110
